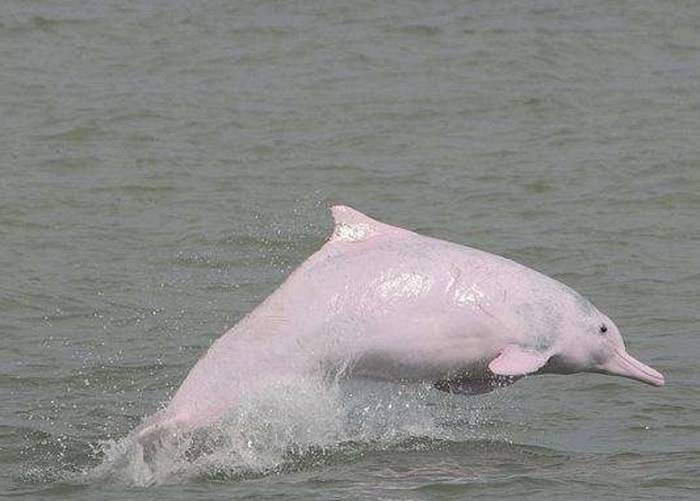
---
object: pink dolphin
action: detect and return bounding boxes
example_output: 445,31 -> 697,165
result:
137,206 -> 664,440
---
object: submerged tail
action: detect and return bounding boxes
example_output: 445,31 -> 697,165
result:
132,411 -> 182,449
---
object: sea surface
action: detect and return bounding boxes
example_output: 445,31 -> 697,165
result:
1,1 -> 699,499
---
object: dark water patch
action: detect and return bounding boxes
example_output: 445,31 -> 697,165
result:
38,123 -> 108,142
93,183 -> 179,196
392,24 -> 443,37
42,156 -> 97,171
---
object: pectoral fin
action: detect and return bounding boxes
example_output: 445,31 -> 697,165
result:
488,345 -> 551,376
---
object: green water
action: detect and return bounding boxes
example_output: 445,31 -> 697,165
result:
1,0 -> 699,498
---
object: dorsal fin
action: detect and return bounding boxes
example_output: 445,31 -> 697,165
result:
329,205 -> 400,243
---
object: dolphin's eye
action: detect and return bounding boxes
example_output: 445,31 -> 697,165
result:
599,324 -> 608,334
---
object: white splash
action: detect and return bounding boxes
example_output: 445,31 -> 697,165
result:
454,284 -> 487,308
333,222 -> 374,242
86,376 -> 500,486
378,272 -> 433,299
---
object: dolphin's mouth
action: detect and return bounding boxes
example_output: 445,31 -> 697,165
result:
603,349 -> 665,386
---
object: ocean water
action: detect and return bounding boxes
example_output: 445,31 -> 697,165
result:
1,0 -> 699,499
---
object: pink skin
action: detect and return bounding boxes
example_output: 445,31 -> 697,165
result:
136,206 -> 664,440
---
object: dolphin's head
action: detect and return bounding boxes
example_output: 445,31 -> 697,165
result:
489,288 -> 665,387
549,299 -> 665,386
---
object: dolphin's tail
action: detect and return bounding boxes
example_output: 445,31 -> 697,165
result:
132,411 -> 180,450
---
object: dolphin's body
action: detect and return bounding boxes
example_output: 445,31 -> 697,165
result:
137,206 -> 664,439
